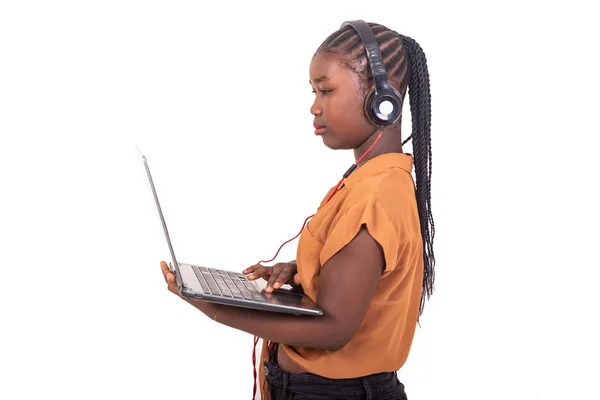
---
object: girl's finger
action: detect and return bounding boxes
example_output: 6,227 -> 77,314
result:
272,270 -> 292,289
160,261 -> 171,282
247,266 -> 272,280
266,271 -> 282,293
292,273 -> 301,287
243,264 -> 263,274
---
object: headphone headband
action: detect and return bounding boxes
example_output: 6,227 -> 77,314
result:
340,20 -> 390,92
339,19 -> 402,126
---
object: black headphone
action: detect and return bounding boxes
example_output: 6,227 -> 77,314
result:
340,20 -> 403,126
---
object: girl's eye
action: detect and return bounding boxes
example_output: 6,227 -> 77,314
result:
312,89 -> 331,96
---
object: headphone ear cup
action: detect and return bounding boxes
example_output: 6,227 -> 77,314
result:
364,87 -> 403,126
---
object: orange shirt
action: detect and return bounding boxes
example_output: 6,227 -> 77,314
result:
259,152 -> 424,395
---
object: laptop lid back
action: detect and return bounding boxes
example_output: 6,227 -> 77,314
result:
138,148 -> 183,287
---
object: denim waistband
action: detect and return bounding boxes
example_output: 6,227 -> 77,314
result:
263,359 -> 404,399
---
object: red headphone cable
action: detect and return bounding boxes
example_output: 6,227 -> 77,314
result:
251,126 -> 384,399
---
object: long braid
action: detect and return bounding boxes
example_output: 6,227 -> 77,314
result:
317,23 -> 435,316
402,35 -> 435,314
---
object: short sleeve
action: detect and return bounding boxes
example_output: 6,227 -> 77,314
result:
318,194 -> 399,272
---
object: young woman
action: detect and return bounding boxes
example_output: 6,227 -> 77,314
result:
160,20 -> 435,400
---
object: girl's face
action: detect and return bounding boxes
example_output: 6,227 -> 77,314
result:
309,52 -> 375,150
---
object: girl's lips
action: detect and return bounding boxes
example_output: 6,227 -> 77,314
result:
314,126 -> 326,135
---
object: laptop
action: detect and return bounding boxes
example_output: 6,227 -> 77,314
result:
138,148 -> 324,316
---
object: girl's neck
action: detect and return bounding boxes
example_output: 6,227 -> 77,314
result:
354,125 -> 404,166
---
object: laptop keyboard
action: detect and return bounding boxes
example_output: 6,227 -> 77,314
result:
191,266 -> 266,302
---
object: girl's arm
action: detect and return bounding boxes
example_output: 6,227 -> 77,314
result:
162,225 -> 384,351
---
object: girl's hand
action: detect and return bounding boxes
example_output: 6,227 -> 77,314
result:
159,261 -> 219,318
160,260 -> 181,297
243,262 -> 301,293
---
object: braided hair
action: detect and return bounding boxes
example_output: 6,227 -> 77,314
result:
317,23 -> 435,316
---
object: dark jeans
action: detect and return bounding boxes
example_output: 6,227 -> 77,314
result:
264,347 -> 407,400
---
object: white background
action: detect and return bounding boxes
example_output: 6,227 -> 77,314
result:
1,1 -> 599,399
